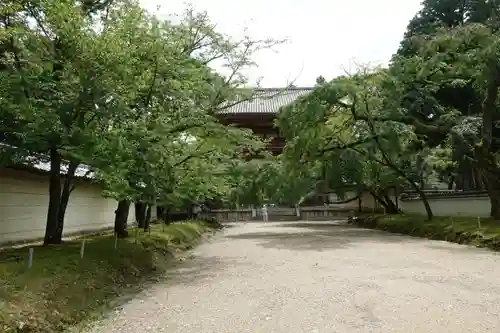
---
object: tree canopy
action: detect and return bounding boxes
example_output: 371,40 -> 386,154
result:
275,0 -> 500,220
0,0 -> 279,242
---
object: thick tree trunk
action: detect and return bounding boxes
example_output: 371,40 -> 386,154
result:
480,169 -> 500,220
53,161 -> 78,243
44,148 -> 62,245
114,199 -> 130,237
489,191 -> 500,220
164,207 -> 171,225
383,194 -> 399,214
144,204 -> 152,232
135,202 -> 146,228
478,61 -> 500,220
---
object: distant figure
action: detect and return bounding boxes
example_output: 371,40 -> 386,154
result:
261,204 -> 268,222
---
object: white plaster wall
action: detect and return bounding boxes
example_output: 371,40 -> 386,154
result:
0,168 -> 137,244
0,169 -> 49,243
400,196 -> 491,217
63,182 -> 117,234
327,191 -> 380,210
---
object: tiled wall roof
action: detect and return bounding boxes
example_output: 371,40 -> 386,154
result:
1,143 -> 93,179
218,87 -> 313,114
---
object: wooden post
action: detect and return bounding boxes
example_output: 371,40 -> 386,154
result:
80,240 -> 86,258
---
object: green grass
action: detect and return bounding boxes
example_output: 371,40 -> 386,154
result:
0,221 -> 212,333
355,214 -> 500,249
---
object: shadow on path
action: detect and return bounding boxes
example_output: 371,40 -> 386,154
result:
226,222 -> 415,251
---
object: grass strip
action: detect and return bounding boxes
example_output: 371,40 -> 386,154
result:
0,221 -> 213,333
353,214 -> 500,249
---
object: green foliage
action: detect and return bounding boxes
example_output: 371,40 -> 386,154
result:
275,3 -> 500,218
398,0 -> 500,56
277,70 -> 418,202
1,0 -> 276,225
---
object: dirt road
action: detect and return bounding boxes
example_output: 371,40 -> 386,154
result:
84,221 -> 500,333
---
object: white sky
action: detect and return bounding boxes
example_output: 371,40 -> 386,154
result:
139,0 -> 423,87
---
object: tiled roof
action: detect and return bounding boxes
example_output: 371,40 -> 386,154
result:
1,143 -> 94,179
218,87 -> 313,114
28,156 -> 94,179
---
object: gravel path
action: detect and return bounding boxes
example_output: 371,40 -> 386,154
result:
83,221 -> 500,333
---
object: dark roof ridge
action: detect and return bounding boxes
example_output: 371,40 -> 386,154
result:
252,86 -> 314,91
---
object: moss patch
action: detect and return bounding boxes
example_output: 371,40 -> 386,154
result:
353,214 -> 500,250
0,221 -> 213,333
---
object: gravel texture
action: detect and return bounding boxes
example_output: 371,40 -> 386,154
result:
83,221 -> 500,333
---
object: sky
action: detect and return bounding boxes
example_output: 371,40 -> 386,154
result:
139,0 -> 423,88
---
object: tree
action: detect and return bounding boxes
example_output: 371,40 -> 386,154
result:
1,0 -> 280,241
398,0 -> 500,56
93,6 -> 275,234
387,23 -> 500,219
277,70 -> 434,218
1,0 -> 150,243
396,0 -> 500,191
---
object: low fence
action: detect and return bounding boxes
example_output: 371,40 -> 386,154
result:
203,206 -> 385,222
201,209 -> 253,222
204,191 -> 492,222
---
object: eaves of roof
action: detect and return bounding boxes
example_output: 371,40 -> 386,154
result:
217,87 -> 313,115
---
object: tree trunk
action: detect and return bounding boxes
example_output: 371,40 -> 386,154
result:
480,168 -> 500,220
53,161 -> 78,243
447,175 -> 454,190
477,60 -> 500,219
368,190 -> 387,211
114,199 -> 130,238
394,187 -> 399,210
488,190 -> 500,220
409,183 -> 434,220
368,189 -> 399,214
164,207 -> 171,225
144,204 -> 152,232
416,154 -> 425,189
135,202 -> 146,228
383,194 -> 399,214
43,147 -> 62,245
